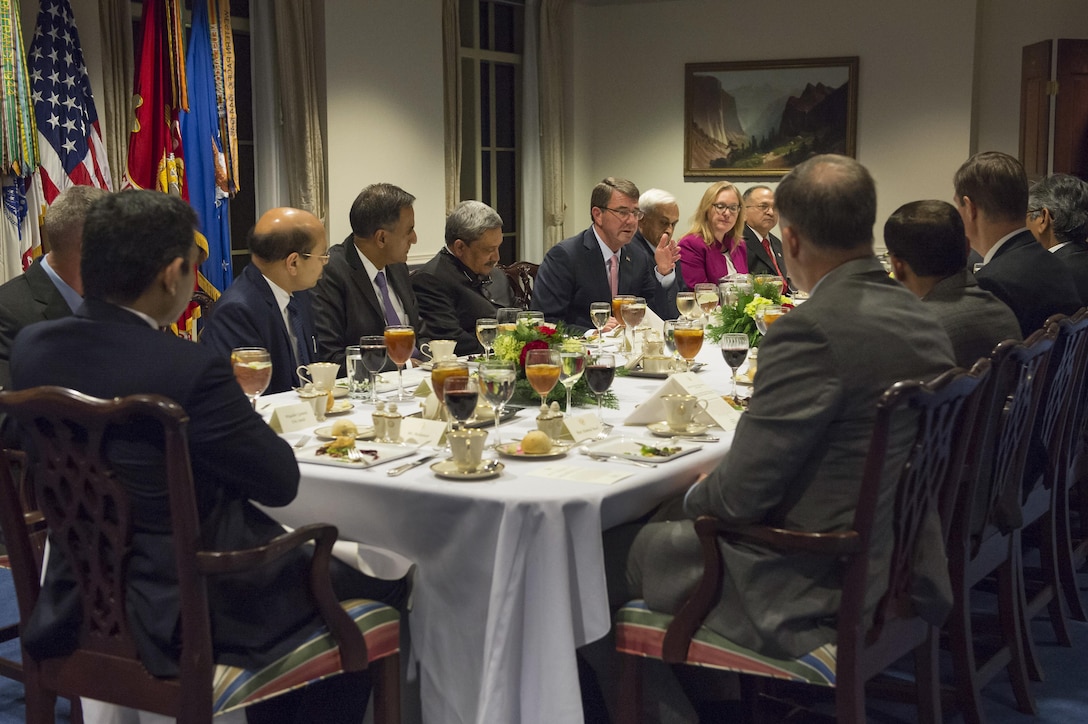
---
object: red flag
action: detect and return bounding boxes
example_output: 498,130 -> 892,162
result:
124,0 -> 186,199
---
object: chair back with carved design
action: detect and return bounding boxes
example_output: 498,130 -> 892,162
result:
0,386 -> 397,724
501,261 -> 538,310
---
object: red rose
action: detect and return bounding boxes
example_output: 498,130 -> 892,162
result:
519,339 -> 549,367
539,324 -> 557,336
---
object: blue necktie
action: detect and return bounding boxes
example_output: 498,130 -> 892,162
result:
375,270 -> 402,326
287,296 -> 311,365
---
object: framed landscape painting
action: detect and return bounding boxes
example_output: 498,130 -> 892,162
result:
684,57 -> 858,178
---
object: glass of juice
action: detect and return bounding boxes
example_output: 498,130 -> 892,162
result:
383,325 -> 416,401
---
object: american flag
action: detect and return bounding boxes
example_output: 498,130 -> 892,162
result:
27,0 -> 112,203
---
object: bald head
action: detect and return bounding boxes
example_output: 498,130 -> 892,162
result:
248,207 -> 329,292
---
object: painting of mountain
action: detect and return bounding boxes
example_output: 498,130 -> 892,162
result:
684,57 -> 858,177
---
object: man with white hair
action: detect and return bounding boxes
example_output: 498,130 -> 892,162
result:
631,188 -> 685,319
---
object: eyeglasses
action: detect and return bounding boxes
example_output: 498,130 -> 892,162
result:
745,203 -> 776,213
711,203 -> 740,214
601,207 -> 645,221
300,252 -> 331,263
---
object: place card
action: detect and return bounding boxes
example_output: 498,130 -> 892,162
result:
399,416 -> 447,447
623,371 -> 742,432
268,402 -> 317,433
532,464 -> 631,485
563,412 -> 605,442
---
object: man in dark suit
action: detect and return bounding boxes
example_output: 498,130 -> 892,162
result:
311,183 -> 423,372
885,199 -> 1022,365
0,185 -> 106,390
412,200 -> 513,356
1027,173 -> 1088,302
955,151 -> 1083,336
532,177 -> 682,333
742,185 -> 789,290
201,207 -> 328,393
607,155 -> 955,662
10,190 -> 405,723
628,188 -> 685,320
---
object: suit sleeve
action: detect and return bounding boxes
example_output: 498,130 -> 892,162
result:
685,314 -> 842,524
309,262 -> 351,371
413,270 -> 480,355
678,237 -> 711,286
199,301 -> 265,360
532,245 -> 587,332
185,354 -> 299,508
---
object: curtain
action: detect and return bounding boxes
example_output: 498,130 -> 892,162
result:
520,0 -> 544,263
538,0 -> 567,250
96,0 -> 132,186
442,0 -> 460,213
271,0 -> 327,224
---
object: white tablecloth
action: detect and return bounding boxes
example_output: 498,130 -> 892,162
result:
263,344 -> 736,724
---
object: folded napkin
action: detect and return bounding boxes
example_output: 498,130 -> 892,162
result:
623,372 -> 742,432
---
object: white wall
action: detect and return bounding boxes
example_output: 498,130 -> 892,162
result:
322,0 -> 447,262
974,0 -> 1088,157
569,0 -> 976,249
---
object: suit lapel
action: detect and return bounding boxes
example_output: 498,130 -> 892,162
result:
582,229 -> 612,296
343,238 -> 386,320
246,264 -> 293,350
26,260 -> 75,319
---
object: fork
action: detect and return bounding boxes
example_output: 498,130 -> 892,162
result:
585,452 -> 657,468
346,448 -> 366,463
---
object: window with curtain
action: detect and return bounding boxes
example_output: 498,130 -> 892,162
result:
459,0 -> 524,266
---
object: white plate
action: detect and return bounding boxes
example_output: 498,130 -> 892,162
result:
325,400 -> 354,416
580,436 -> 702,462
494,441 -> 570,460
313,423 -> 376,441
296,386 -> 349,399
430,459 -> 504,480
296,440 -> 415,469
626,362 -> 704,379
647,421 -> 708,438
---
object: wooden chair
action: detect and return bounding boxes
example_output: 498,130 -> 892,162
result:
613,363 -> 991,724
500,261 -> 539,310
1043,309 -> 1088,625
1014,311 -> 1088,680
0,387 -> 400,724
943,334 -> 1054,724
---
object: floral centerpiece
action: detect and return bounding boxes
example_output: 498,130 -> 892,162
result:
492,320 -> 618,409
705,278 -> 788,347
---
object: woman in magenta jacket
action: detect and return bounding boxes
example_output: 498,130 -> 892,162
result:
678,181 -> 748,286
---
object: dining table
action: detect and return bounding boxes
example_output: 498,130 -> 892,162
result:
259,341 -> 741,724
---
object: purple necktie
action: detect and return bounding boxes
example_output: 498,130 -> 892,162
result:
374,270 -> 402,326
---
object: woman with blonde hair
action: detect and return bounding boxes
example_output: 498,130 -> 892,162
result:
678,181 -> 747,285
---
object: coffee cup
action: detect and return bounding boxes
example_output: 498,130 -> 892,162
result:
641,355 -> 673,374
447,428 -> 489,473
661,393 -> 708,432
421,339 -> 457,362
297,362 -> 339,392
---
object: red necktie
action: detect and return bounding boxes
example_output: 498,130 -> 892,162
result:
762,238 -> 784,281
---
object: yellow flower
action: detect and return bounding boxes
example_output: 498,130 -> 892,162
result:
744,294 -> 775,319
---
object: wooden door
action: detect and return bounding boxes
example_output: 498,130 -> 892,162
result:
1053,39 -> 1088,180
1020,40 -> 1052,183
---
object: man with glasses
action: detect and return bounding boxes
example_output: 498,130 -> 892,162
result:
1026,173 -> 1088,303
201,207 -> 329,393
743,185 -> 789,289
532,177 -> 682,332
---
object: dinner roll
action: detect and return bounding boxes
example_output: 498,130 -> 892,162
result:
331,419 -> 358,438
521,430 -> 552,454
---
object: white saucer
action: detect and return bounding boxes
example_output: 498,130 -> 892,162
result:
325,400 -> 354,416
647,421 -> 708,437
495,441 -> 570,460
430,459 -> 503,480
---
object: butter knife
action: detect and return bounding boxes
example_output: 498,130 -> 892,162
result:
387,453 -> 438,477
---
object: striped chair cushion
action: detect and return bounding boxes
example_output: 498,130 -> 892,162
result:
615,600 -> 836,687
212,598 -> 399,714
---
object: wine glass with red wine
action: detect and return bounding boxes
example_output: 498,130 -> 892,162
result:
584,353 -> 616,435
719,333 -> 749,400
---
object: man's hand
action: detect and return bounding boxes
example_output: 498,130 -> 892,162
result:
654,233 -> 681,276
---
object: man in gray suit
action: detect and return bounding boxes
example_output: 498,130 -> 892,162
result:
1027,173 -> 1088,303
607,155 -> 956,662
885,199 -> 1022,366
0,185 -> 107,390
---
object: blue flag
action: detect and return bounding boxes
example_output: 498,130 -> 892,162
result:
180,0 -> 232,296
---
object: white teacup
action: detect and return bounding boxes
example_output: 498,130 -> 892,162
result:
421,339 -> 457,362
297,361 -> 339,392
447,428 -> 489,472
661,393 -> 708,432
641,355 -> 673,374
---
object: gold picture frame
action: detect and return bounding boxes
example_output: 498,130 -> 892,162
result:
684,56 -> 859,178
